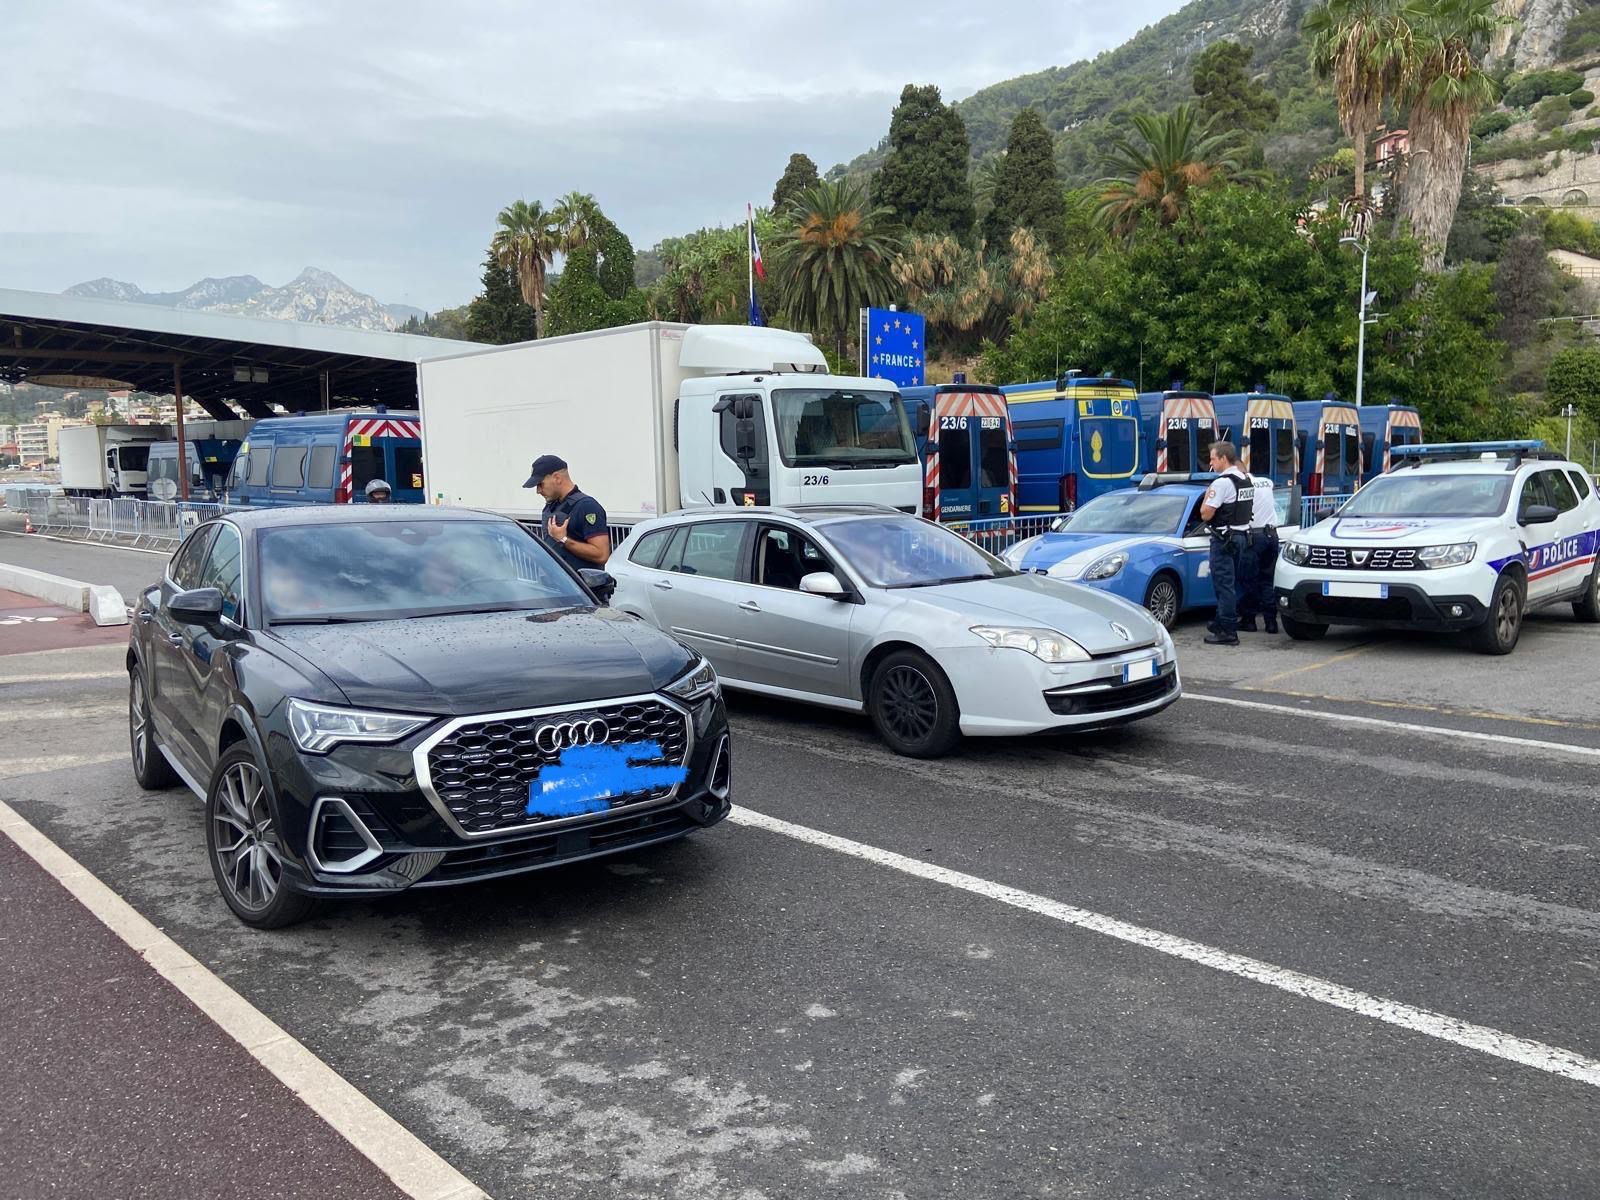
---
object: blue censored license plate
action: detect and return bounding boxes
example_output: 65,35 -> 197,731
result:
1122,657 -> 1157,683
1322,581 -> 1389,599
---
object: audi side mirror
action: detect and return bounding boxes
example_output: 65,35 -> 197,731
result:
168,587 -> 225,625
1521,504 -> 1559,526
798,571 -> 848,599
579,569 -> 617,604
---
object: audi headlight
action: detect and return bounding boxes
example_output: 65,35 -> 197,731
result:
287,699 -> 430,755
970,625 -> 1090,663
1083,551 -> 1128,581
1001,537 -> 1038,567
666,656 -> 720,702
1417,542 -> 1476,569
1280,540 -> 1310,566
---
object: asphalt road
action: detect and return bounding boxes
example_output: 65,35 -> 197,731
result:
1,532 -> 1597,1198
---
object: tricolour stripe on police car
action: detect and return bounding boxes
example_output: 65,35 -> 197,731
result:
1188,692 -> 1600,759
728,806 -> 1600,1089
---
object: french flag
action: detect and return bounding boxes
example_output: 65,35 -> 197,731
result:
748,203 -> 766,280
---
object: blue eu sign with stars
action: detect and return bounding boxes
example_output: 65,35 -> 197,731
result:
861,307 -> 926,388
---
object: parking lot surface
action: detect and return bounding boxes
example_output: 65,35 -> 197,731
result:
1,530 -> 1596,1198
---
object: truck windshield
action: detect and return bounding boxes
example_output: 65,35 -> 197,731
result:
771,388 -> 917,469
119,447 -> 150,471
1338,474 -> 1512,518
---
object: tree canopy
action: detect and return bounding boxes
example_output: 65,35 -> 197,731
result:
983,108 -> 1066,250
875,84 -> 978,238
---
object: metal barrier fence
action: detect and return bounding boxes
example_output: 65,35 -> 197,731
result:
1300,494 -> 1354,527
942,513 -> 1059,555
23,493 -> 224,548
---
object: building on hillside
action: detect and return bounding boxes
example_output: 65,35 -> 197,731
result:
1374,128 -> 1410,164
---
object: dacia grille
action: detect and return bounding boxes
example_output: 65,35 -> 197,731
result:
425,700 -> 689,835
1306,545 -> 1418,571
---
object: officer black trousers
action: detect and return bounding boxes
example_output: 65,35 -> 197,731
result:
1208,531 -> 1244,637
1238,530 -> 1279,625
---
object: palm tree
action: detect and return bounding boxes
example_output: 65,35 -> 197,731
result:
1305,0 -> 1405,203
891,227 -> 1053,348
771,178 -> 904,354
972,154 -> 1007,222
1397,0 -> 1502,270
1093,105 -> 1249,237
554,191 -> 602,254
490,200 -> 561,338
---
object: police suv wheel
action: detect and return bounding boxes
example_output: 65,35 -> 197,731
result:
1280,616 -> 1328,641
1574,561 -> 1600,624
1469,573 -> 1523,656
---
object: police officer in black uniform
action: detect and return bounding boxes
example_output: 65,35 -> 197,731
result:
522,454 -> 611,570
1200,441 -> 1254,646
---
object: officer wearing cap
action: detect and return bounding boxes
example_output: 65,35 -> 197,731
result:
1237,471 -> 1279,634
523,454 -> 610,569
1199,441 -> 1254,646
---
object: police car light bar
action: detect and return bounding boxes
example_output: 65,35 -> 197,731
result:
1137,471 -> 1219,490
1391,440 -> 1560,470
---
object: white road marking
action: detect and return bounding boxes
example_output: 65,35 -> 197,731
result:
0,671 -> 125,684
0,800 -> 491,1200
729,807 -> 1600,1091
1187,691 -> 1600,759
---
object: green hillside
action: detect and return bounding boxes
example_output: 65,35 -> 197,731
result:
832,0 -> 1342,188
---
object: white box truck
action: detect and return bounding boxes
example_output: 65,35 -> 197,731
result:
58,424 -> 168,498
416,323 -> 923,525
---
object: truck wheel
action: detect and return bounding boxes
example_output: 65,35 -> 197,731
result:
1280,616 -> 1328,641
867,650 -> 961,759
1573,560 -> 1600,623
1470,573 -> 1523,656
1143,574 -> 1181,630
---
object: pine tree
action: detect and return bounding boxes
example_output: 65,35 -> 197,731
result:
772,153 -> 820,212
1191,40 -> 1280,135
983,108 -> 1066,250
874,84 -> 977,238
464,254 -> 536,344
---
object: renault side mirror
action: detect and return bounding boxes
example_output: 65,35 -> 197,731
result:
799,571 -> 848,599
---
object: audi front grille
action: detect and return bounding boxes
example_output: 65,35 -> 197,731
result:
1305,545 -> 1418,571
416,696 -> 692,837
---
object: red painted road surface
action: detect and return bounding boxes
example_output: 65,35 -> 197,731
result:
0,589 -> 130,656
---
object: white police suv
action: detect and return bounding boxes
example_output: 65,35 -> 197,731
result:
1275,441 -> 1600,654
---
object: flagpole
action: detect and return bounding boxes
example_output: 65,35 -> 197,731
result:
747,203 -> 755,324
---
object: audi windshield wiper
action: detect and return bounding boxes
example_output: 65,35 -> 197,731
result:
269,615 -> 375,625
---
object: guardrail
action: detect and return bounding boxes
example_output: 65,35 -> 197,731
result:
23,493 -> 223,548
942,513 -> 1059,555
1300,494 -> 1353,527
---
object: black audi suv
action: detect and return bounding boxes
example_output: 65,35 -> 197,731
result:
128,506 -> 731,928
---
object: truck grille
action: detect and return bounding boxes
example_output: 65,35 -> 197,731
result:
1306,545 -> 1418,571
422,699 -> 689,836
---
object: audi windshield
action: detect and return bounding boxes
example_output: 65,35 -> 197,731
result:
772,388 -> 918,468
1337,474 -> 1513,519
259,519 -> 591,624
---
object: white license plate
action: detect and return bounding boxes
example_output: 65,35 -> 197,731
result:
1122,657 -> 1157,683
1322,581 -> 1389,599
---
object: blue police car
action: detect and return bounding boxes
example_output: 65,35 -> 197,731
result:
999,479 -> 1220,627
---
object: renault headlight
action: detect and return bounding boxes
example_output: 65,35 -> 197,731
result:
1001,537 -> 1038,567
970,625 -> 1090,663
287,699 -> 430,755
665,655 -> 720,702
1083,551 -> 1128,581
1280,540 -> 1310,566
1417,543 -> 1476,569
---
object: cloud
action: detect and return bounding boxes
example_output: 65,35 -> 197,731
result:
5,0 -> 1177,309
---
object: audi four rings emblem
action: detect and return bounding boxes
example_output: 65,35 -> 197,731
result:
1109,622 -> 1132,642
534,718 -> 611,753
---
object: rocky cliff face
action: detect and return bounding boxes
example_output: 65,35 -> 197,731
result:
1491,0 -> 1581,71
62,269 -> 398,331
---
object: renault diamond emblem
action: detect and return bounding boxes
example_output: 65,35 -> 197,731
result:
534,718 -> 611,754
1109,622 -> 1132,642
1353,550 -> 1369,565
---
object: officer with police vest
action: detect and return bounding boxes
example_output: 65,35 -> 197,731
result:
1199,441 -> 1254,646
1237,471 -> 1279,634
523,454 -> 611,570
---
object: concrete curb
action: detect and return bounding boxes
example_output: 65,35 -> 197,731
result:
0,563 -> 128,626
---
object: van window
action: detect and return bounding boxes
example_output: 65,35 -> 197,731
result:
229,452 -> 248,489
351,443 -> 386,492
1013,419 -> 1063,450
1322,429 -> 1340,475
1361,432 -> 1376,474
939,422 -> 972,490
1194,422 -> 1216,468
979,424 -> 1009,488
1275,429 -> 1296,478
307,445 -> 336,490
394,445 -> 424,491
271,445 -> 307,488
247,447 -> 272,488
1166,422 -> 1194,473
1342,429 -> 1362,478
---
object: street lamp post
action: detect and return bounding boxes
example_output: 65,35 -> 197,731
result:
1340,234 -> 1374,408
1562,403 -> 1578,459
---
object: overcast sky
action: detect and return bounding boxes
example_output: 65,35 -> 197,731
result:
5,0 -> 1178,311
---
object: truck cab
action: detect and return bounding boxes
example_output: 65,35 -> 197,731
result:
1002,374 -> 1142,514
901,382 -> 1016,522
1213,392 -> 1299,487
104,442 -> 152,497
1137,389 -> 1218,475
1358,403 -> 1424,481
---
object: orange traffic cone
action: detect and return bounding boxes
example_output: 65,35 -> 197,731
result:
23,513 -> 35,534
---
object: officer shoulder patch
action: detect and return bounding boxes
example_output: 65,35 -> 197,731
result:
585,512 -> 596,525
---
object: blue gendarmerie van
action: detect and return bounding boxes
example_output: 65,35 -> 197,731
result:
224,409 -> 424,508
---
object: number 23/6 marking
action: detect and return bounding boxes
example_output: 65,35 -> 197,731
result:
803,474 -> 831,486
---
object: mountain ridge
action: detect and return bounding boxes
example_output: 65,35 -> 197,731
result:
63,269 -> 404,332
